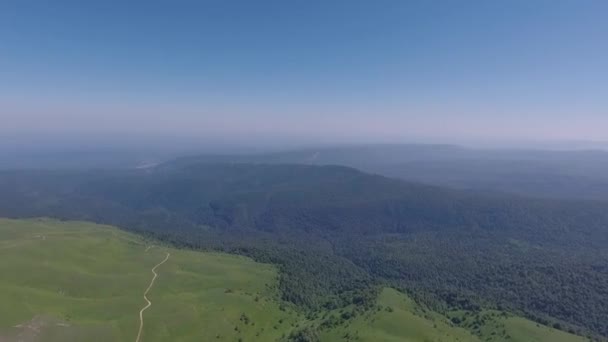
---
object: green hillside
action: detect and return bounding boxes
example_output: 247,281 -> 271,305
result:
317,288 -> 586,342
0,218 -> 300,341
0,218 -> 587,341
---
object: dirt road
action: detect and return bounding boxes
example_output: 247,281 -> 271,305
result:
135,252 -> 170,342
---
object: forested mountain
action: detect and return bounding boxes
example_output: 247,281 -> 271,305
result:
170,144 -> 608,201
1,161 -> 607,339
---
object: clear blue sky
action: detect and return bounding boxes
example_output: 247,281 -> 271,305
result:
1,0 -> 607,146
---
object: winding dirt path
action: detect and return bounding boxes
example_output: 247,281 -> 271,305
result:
135,252 -> 170,342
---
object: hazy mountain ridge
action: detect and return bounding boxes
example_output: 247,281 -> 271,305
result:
167,144 -> 608,201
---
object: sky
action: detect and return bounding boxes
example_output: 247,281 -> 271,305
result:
1,0 -> 607,148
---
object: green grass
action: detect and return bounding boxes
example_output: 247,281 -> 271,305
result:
446,309 -> 588,342
0,218 -> 589,341
318,289 -> 587,342
0,218 -> 301,341
501,317 -> 587,342
318,288 -> 478,342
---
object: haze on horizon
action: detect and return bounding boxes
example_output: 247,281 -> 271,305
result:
1,1 -> 607,149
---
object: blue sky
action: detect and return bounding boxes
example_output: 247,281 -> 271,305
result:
1,1 -> 607,146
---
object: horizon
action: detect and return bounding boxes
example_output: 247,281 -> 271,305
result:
3,134 -> 608,171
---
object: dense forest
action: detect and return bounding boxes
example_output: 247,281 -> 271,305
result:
1,161 -> 607,339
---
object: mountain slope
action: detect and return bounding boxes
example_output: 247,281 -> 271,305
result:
168,144 -> 608,201
0,163 -> 607,338
0,218 -> 586,342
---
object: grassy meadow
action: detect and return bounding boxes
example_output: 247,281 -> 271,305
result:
0,218 -> 300,341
